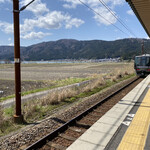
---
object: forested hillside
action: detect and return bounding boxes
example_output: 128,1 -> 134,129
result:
0,38 -> 150,61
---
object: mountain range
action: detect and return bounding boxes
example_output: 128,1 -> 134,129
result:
0,38 -> 150,61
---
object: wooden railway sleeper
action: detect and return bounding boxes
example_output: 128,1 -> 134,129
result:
59,133 -> 76,141
93,109 -> 103,113
68,127 -> 86,133
88,113 -> 102,118
85,116 -> 98,121
47,142 -> 67,150
75,121 -> 92,129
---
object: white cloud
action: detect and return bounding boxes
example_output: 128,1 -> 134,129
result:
0,20 -> 52,40
8,37 -> 11,41
0,22 -> 13,33
93,7 -> 117,26
20,11 -> 84,33
21,31 -> 51,39
37,11 -> 67,29
0,1 -> 84,41
63,0 -> 83,9
0,10 -> 84,40
62,0 -> 124,9
8,43 -> 14,46
63,4 -> 76,9
127,9 -> 134,16
0,0 -> 11,3
62,0 -> 124,26
110,0 -> 124,6
19,0 -> 85,35
87,0 -> 100,7
20,0 -> 49,16
65,18 -> 84,29
20,11 -> 65,33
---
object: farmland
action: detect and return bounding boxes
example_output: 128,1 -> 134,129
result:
0,62 -> 134,99
0,62 -> 135,137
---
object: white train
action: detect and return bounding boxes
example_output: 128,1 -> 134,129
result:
134,54 -> 150,76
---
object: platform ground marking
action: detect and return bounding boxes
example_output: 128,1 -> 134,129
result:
117,89 -> 150,150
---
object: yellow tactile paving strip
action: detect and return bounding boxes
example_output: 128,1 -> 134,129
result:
117,89 -> 150,150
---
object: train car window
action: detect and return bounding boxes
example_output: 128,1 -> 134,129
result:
146,57 -> 150,66
135,57 -> 141,66
141,57 -> 146,66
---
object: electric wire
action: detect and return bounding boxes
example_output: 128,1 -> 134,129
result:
78,0 -> 131,37
98,0 -> 137,38
98,0 -> 145,47
20,0 -> 35,11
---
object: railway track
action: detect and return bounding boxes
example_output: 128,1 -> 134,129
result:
25,77 -> 142,150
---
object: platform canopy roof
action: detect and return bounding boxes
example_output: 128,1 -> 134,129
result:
126,0 -> 150,37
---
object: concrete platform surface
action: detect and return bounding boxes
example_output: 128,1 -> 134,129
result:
67,75 -> 150,150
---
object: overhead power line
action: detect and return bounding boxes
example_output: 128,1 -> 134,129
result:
78,0 -> 131,37
20,0 -> 35,11
98,0 -> 137,38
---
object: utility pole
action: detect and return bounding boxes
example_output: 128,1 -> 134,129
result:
13,0 -> 35,123
13,0 -> 23,123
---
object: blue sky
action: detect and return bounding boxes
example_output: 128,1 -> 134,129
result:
0,0 -> 149,46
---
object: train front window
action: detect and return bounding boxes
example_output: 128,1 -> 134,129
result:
135,56 -> 149,66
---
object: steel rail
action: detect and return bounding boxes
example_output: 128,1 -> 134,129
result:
25,77 -> 140,150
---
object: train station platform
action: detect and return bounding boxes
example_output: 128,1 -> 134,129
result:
67,75 -> 150,150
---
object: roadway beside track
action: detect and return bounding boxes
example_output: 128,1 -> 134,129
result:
0,80 -> 90,108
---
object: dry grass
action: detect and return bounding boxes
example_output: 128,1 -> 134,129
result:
39,76 -> 108,107
0,106 -> 4,128
0,62 -> 134,81
1,62 -> 135,123
0,106 -> 4,125
21,65 -> 135,121
23,103 -> 39,120
81,75 -> 106,93
41,88 -> 78,106
22,88 -> 79,120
